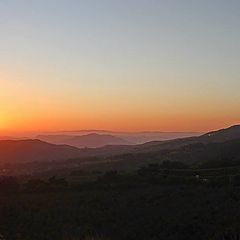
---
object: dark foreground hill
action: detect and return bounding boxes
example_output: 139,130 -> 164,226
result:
0,139 -> 82,163
138,139 -> 240,167
199,124 -> 240,142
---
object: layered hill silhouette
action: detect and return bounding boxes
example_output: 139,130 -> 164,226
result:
68,125 -> 240,168
40,131 -> 200,144
0,125 -> 240,166
131,125 -> 240,153
37,133 -> 132,148
95,125 -> 240,168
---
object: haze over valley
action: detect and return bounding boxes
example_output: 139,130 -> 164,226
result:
0,125 -> 240,175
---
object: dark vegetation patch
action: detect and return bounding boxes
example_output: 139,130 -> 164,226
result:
1,163 -> 240,240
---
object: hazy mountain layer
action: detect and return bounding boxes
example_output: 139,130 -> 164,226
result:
37,133 -> 132,148
0,125 -> 239,167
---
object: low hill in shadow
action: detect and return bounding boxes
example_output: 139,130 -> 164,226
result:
0,139 -> 82,163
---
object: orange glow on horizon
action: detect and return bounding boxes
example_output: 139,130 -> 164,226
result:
1,110 -> 239,135
1,1 -> 240,137
1,71 -> 239,135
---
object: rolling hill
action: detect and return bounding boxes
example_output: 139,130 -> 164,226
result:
66,125 -> 240,169
199,125 -> 240,143
1,125 -> 240,168
0,139 -> 82,163
131,125 -> 240,154
96,125 -> 240,168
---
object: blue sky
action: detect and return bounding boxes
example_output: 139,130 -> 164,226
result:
0,0 -> 240,132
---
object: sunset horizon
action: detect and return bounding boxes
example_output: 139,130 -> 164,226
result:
1,1 -> 240,239
1,122 -> 240,137
1,1 -> 239,135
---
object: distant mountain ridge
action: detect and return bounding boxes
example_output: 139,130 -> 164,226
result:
135,125 -> 240,152
0,125 -> 239,166
97,124 -> 240,168
65,125 -> 240,165
37,133 -> 132,148
36,131 -> 201,146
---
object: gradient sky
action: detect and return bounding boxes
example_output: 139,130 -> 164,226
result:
0,0 -> 240,133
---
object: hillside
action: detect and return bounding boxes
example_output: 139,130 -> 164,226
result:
71,125 -> 240,169
0,139 -> 82,163
199,125 -> 240,143
144,139 -> 240,166
60,125 -> 240,160
1,125 -> 240,168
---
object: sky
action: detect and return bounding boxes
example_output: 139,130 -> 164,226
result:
0,0 -> 240,134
